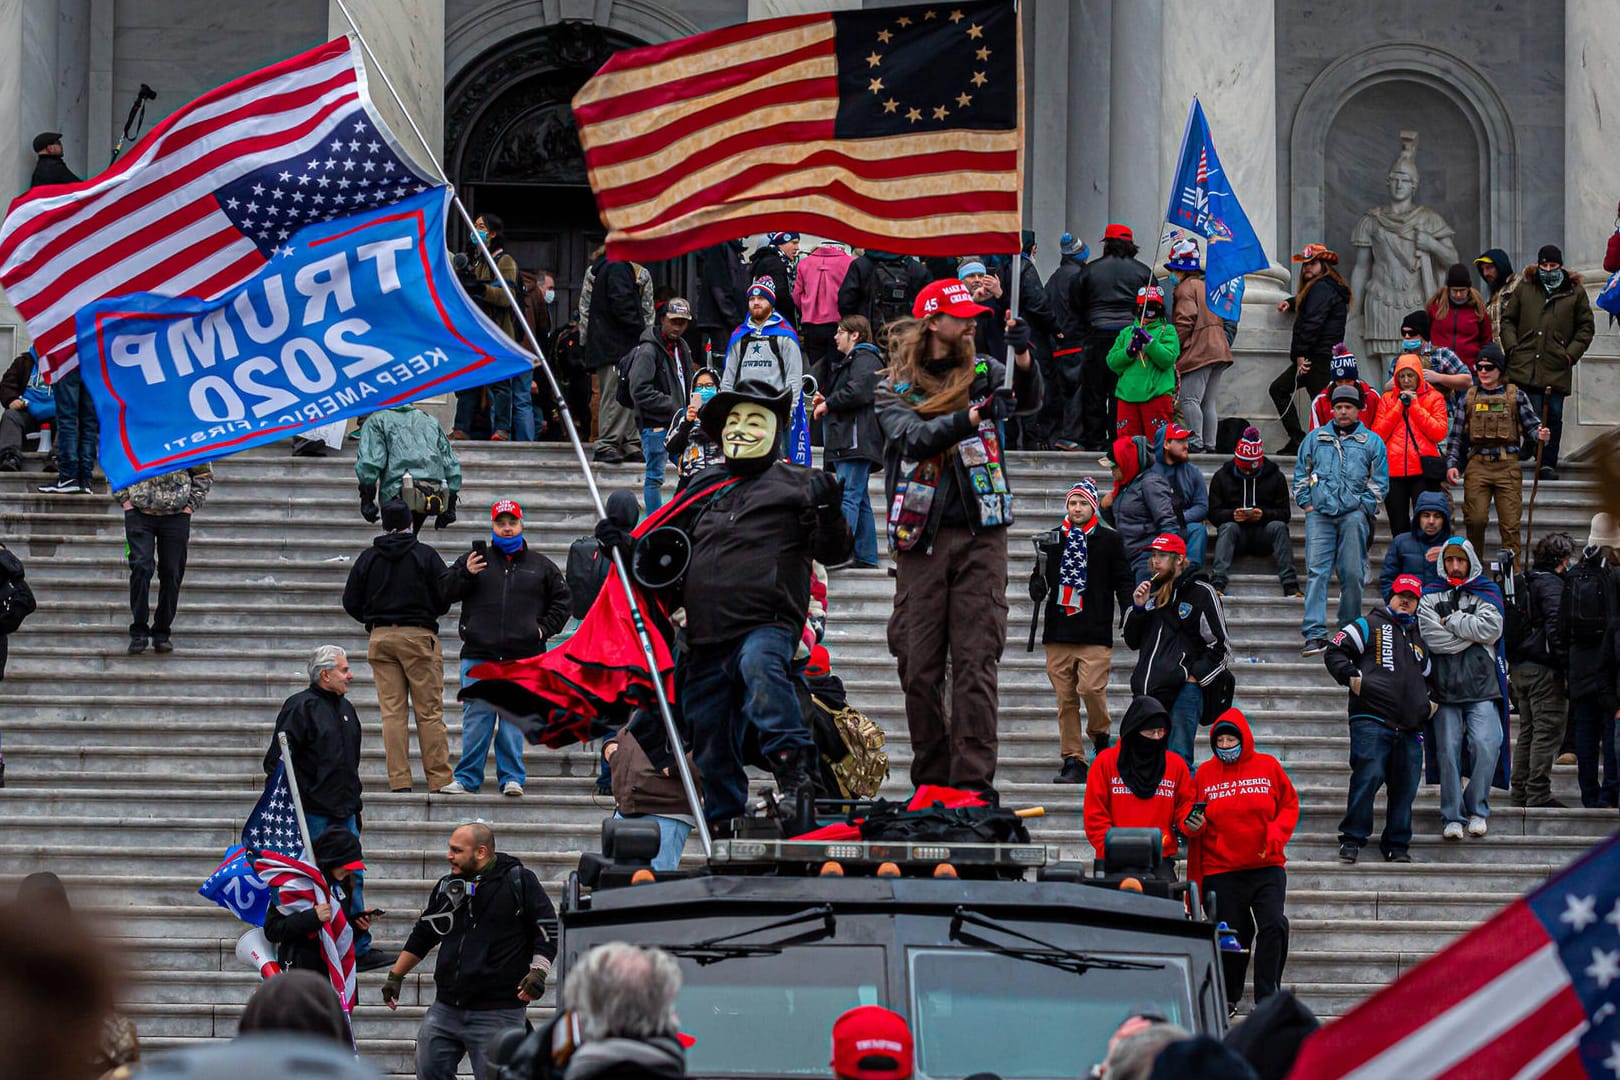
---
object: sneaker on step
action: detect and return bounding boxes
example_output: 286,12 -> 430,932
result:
1300,638 -> 1329,657
38,478 -> 80,493
1556,752 -> 1577,765
128,634 -> 148,655
1337,842 -> 1359,864
1466,815 -> 1488,837
502,781 -> 525,797
436,781 -> 469,795
1442,821 -> 1465,840
1052,757 -> 1087,785
355,949 -> 397,972
1384,849 -> 1412,863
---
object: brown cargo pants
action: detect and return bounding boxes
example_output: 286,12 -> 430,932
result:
1044,642 -> 1114,761
368,625 -> 453,792
1462,452 -> 1522,562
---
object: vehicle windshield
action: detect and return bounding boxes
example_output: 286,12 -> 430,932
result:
674,946 -> 888,1076
908,948 -> 1195,1079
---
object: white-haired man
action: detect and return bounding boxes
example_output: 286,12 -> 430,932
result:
563,942 -> 686,1078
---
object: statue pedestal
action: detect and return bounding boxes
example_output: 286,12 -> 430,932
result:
1219,270 -> 1306,452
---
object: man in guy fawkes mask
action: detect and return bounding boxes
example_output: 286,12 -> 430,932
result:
670,379 -> 852,835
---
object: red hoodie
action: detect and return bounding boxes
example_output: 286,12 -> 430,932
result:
1185,709 -> 1299,884
1083,743 -> 1194,858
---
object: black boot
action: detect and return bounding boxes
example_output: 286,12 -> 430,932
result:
1092,733 -> 1112,755
768,749 -> 817,837
1052,757 -> 1087,784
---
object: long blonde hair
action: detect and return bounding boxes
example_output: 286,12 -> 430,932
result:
1427,286 -> 1486,321
1151,554 -> 1187,609
882,315 -> 978,417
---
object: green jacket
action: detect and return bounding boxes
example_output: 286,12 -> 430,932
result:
1499,267 -> 1595,395
1105,320 -> 1180,403
354,406 -> 462,500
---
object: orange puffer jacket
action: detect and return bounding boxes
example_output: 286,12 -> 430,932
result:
1372,354 -> 1450,478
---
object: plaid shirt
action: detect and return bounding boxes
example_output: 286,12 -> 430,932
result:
1446,383 -> 1541,470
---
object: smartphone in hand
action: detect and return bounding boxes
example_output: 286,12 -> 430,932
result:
472,539 -> 488,557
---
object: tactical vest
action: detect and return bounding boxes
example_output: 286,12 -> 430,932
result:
1466,382 -> 1519,449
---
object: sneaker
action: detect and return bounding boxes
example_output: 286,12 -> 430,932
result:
1281,582 -> 1303,598
128,634 -> 149,655
1337,842 -> 1359,864
1384,850 -> 1412,863
1052,757 -> 1087,785
37,479 -> 80,493
502,781 -> 525,797
1442,821 -> 1465,841
490,431 -> 510,441
1466,815 -> 1488,837
355,949 -> 397,972
1052,439 -> 1081,453
436,781 -> 470,795
1556,752 -> 1577,765
1300,638 -> 1329,657
73,480 -> 95,494
0,450 -> 19,472
152,637 -> 174,654
450,429 -> 470,440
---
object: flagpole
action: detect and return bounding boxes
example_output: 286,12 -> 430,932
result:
331,2 -> 712,857
277,732 -> 316,859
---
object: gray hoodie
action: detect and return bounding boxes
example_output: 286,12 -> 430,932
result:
1417,537 -> 1504,704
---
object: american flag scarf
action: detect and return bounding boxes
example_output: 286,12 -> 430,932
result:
253,850 -> 356,1011
1057,517 -> 1093,615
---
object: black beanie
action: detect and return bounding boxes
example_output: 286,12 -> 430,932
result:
1538,243 -> 1563,265
380,499 -> 412,532
1224,990 -> 1319,1080
313,825 -> 363,873
1444,262 -> 1471,289
1400,310 -> 1431,339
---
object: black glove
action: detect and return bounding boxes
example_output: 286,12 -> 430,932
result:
1004,318 -> 1031,355
984,387 -> 1017,423
809,470 -> 844,509
1399,391 -> 1415,406
1028,573 -> 1048,603
518,966 -> 549,1000
433,492 -> 458,530
596,517 -> 634,561
381,971 -> 403,1007
359,483 -> 379,524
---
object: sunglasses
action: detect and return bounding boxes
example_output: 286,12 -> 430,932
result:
1476,363 -> 1498,372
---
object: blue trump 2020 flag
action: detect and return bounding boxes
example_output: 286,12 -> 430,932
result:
1165,100 -> 1269,323
74,186 -> 534,490
198,845 -> 274,927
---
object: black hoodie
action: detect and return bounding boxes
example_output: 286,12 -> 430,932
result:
343,531 -> 451,632
262,829 -> 364,975
1117,695 -> 1172,799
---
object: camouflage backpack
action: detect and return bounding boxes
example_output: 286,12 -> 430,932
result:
811,695 -> 889,799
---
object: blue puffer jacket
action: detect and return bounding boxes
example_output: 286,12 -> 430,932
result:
1292,420 -> 1388,518
1379,490 -> 1452,597
1151,426 -> 1209,524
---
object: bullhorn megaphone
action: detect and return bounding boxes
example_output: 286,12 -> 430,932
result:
631,526 -> 692,591
236,927 -> 282,979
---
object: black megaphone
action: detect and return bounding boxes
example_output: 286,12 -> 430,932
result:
631,527 -> 692,591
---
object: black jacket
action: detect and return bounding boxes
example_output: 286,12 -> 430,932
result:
343,532 -> 451,632
584,257 -> 644,372
683,462 -> 852,646
264,686 -> 363,819
822,343 -> 883,467
1287,276 -> 1350,363
0,352 -> 32,404
1074,254 -> 1152,330
695,241 -> 747,330
837,252 -> 930,326
1207,460 -> 1292,526
402,853 -> 558,1010
30,155 -> 79,188
1324,607 -> 1433,731
1122,571 -> 1230,704
1560,556 -> 1620,702
748,245 -> 797,327
1029,521 -> 1133,646
1006,255 -> 1062,353
1509,568 -> 1565,669
263,873 -> 358,974
627,326 -> 691,430
443,543 -> 571,662
1046,256 -> 1087,339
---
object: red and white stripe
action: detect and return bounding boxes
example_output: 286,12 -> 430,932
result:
1287,900 -> 1590,1080
0,36 -> 391,381
254,849 -> 357,1011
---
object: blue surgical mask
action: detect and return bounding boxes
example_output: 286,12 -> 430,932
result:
475,228 -> 489,243
491,529 -> 523,555
1215,744 -> 1241,764
695,385 -> 718,404
543,288 -> 556,305
1400,337 -> 1422,352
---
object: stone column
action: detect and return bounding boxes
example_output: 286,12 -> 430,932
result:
1024,0 -> 1070,276
328,0 -> 444,177
1106,0 -> 1162,244
1066,0 -> 1111,249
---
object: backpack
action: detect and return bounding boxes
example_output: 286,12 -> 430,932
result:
1503,572 -> 1537,663
867,259 -> 913,331
0,550 -> 35,636
565,535 -> 612,620
1563,557 -> 1616,648
809,694 -> 889,799
614,344 -> 642,408
857,800 -> 1031,846
1596,269 -> 1620,325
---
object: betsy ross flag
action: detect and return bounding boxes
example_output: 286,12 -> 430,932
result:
0,35 -> 436,382
1287,832 -> 1620,1079
572,0 -> 1022,262
254,849 -> 356,1011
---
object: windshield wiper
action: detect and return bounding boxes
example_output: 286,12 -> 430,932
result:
949,907 -> 1165,977
658,904 -> 837,966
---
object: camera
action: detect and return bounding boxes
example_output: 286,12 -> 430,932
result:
1399,391 -> 1415,406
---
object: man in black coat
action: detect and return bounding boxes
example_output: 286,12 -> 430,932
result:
383,823 -> 558,1080
1029,477 -> 1133,784
440,499 -> 571,797
838,249 -> 931,335
1272,244 -> 1352,453
1207,427 -> 1300,597
627,298 -> 695,513
583,251 -> 647,463
1072,225 -> 1153,450
1507,532 -> 1573,807
342,500 -> 454,794
748,232 -> 799,327
1559,520 -> 1620,808
29,132 -> 80,188
695,240 -> 748,361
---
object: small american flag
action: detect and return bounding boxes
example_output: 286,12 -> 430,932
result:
242,762 -> 304,858
254,849 -> 356,1011
0,35 -> 435,382
571,0 -> 1022,263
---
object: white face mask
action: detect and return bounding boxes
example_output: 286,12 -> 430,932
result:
543,289 -> 556,305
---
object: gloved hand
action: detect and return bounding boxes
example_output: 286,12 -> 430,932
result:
1028,576 -> 1048,603
984,387 -> 1018,423
809,470 -> 844,509
518,966 -> 549,1001
434,492 -> 458,531
1126,326 -> 1152,358
596,517 -> 634,561
381,971 -> 403,1009
359,483 -> 379,524
1003,318 -> 1031,356
1399,391 -> 1415,406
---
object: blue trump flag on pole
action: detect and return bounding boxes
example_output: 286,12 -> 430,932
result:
1165,99 -> 1270,323
74,185 -> 534,490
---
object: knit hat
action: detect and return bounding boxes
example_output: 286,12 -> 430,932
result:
1588,513 -> 1620,550
1538,244 -> 1563,266
1329,343 -> 1358,382
1021,229 -> 1036,254
1165,238 -> 1201,273
1234,426 -> 1264,467
1136,285 -> 1165,310
380,499 -> 412,532
956,259 -> 987,278
747,276 -> 776,304
313,826 -> 365,874
768,231 -> 799,246
1059,232 -> 1088,257
1444,262 -> 1471,289
1330,384 -> 1363,407
1104,223 -> 1134,242
1149,532 -> 1187,556
831,1005 -> 913,1080
804,644 -> 831,677
1223,990 -> 1319,1080
1400,310 -> 1431,339
1066,477 -> 1100,519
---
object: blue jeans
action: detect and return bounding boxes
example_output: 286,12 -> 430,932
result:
1338,719 -> 1422,855
834,460 -> 878,566
455,658 -> 526,790
1167,682 -> 1203,767
302,811 -> 371,956
52,369 -> 99,485
640,428 -> 668,512
614,811 -> 693,872
511,373 -> 535,440
1301,509 -> 1371,641
1183,523 -> 1208,569
1433,700 -> 1504,823
416,1001 -> 527,1080
682,625 -> 812,824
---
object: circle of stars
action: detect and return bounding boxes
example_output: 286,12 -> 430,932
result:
863,7 -> 992,126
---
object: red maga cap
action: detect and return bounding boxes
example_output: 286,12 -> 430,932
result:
912,278 -> 990,320
1391,574 -> 1425,597
491,499 -> 523,521
1103,223 -> 1134,241
832,1006 -> 913,1080
1149,533 -> 1188,556
1163,422 -> 1192,442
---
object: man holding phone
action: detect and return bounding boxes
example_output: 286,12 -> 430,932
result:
1206,426 -> 1300,598
439,500 -> 571,796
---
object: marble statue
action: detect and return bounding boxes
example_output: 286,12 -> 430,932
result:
1349,130 -> 1460,372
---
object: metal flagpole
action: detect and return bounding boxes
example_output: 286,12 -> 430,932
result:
331,1 -> 712,857
277,731 -> 317,859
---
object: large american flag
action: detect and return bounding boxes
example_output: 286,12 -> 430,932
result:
242,761 -> 306,859
0,35 -> 436,382
1287,831 -> 1620,1079
253,849 -> 357,1012
571,0 -> 1022,263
